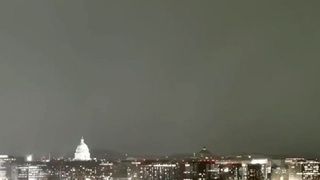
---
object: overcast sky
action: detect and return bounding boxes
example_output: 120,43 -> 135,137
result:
0,1 -> 319,157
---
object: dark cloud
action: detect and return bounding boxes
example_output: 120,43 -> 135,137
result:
0,0 -> 319,156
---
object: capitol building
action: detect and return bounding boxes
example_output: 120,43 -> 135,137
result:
74,137 -> 91,161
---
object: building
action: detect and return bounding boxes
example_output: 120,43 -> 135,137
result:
45,160 -> 105,180
181,159 -> 219,179
218,156 -> 272,180
271,159 -> 288,180
17,161 -> 48,180
0,155 -> 18,180
285,158 -> 320,180
74,137 -> 91,161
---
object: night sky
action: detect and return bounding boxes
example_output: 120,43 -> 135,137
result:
0,1 -> 319,157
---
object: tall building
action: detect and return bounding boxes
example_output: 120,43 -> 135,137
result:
74,137 -> 91,161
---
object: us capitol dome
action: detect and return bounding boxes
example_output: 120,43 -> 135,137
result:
74,137 -> 91,161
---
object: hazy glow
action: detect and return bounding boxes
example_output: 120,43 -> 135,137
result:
251,159 -> 268,164
26,155 -> 33,162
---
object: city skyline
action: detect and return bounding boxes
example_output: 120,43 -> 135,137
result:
0,1 -> 320,156
3,136 -> 320,161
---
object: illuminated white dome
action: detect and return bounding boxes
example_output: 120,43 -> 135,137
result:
74,137 -> 91,161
